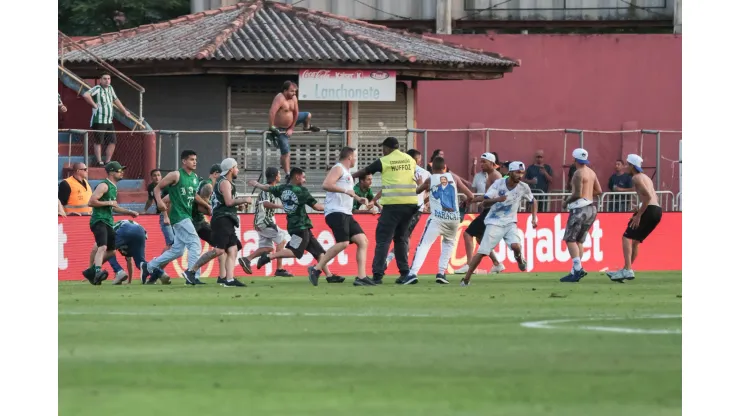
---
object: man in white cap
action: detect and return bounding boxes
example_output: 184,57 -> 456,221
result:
560,148 -> 603,283
606,154 -> 663,282
182,158 -> 252,287
461,162 -> 537,286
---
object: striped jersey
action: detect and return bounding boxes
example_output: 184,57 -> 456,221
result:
88,85 -> 118,125
254,190 -> 278,229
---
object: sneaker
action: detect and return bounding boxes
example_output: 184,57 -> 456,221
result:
159,274 -> 171,285
516,258 -> 527,272
223,278 -> 246,287
560,269 -> 587,283
398,274 -> 418,285
307,125 -> 321,132
112,270 -> 128,285
216,276 -> 226,284
194,279 -> 206,285
453,264 -> 470,275
82,268 -> 96,285
489,263 -> 505,274
307,266 -> 321,286
326,275 -> 345,283
256,253 -> 271,270
385,253 -> 395,267
181,270 -> 197,285
93,270 -> 109,285
606,268 -> 635,283
460,278 -> 470,287
435,274 -> 450,284
353,277 -> 376,286
140,262 -> 150,284
372,276 -> 383,285
274,269 -> 293,277
238,257 -> 253,275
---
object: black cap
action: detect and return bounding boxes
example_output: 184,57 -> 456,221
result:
265,167 -> 280,182
380,137 -> 399,149
209,164 -> 221,174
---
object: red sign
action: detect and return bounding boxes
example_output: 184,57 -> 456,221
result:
57,213 -> 681,281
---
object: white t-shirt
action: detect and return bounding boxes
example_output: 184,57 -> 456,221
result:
483,178 -> 534,226
429,173 -> 459,222
324,163 -> 353,216
414,165 -> 431,212
472,171 -> 488,194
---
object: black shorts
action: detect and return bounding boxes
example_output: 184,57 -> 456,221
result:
408,210 -> 423,234
210,217 -> 240,250
195,221 -> 214,245
624,205 -> 663,243
465,208 -> 489,240
286,229 -> 325,260
91,123 -> 116,145
325,212 -> 364,243
90,221 -> 115,249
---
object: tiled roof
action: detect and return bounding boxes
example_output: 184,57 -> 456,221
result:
61,1 -> 518,68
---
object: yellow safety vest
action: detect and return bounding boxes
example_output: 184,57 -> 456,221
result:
63,176 -> 92,215
379,150 -> 418,205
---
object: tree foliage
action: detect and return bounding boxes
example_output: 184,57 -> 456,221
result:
58,0 -> 191,36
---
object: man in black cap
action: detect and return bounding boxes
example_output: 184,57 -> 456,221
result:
353,137 -> 419,284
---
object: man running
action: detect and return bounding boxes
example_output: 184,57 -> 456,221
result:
140,150 -> 203,285
400,157 -> 475,285
238,167 -> 292,277
82,162 -> 139,285
309,147 -> 375,286
248,168 -> 342,284
461,162 -> 537,286
454,152 -> 505,275
384,149 -> 430,267
268,81 -> 321,178
560,148 -> 603,283
606,154 -> 663,282
187,164 -> 229,283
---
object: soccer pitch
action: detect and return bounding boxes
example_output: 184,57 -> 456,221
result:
58,272 -> 681,416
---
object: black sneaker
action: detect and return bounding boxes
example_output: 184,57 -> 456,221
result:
517,258 -> 527,272
435,274 -> 450,284
307,125 -> 321,132
82,268 -> 96,285
140,262 -> 150,284
274,269 -> 293,277
194,279 -> 206,285
307,266 -> 321,286
238,257 -> 253,275
216,276 -> 226,284
353,277 -> 376,286
395,273 -> 409,284
256,253 -> 271,270
372,276 -> 383,285
326,275 -> 345,283
181,270 -> 197,285
93,270 -> 109,285
223,278 -> 246,287
398,274 -> 418,285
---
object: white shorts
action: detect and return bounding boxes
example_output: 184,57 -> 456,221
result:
257,225 -> 290,248
477,223 -> 520,254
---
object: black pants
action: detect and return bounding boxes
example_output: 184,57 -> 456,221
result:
372,204 -> 418,278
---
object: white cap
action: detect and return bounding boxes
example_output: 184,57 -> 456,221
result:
508,161 -> 526,172
220,158 -> 238,176
626,154 -> 643,172
572,148 -> 589,164
481,152 -> 497,164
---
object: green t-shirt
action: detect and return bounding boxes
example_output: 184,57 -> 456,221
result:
212,177 -> 239,226
90,178 -> 117,227
167,168 -> 198,225
269,184 -> 317,233
191,178 -> 213,225
352,184 -> 374,211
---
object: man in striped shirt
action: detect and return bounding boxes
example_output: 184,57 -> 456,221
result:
82,73 -> 131,166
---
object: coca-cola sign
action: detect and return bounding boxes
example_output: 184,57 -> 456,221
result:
299,69 -> 396,101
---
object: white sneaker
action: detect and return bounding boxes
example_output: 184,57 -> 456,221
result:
385,253 -> 395,266
489,263 -> 505,274
112,270 -> 128,285
606,268 -> 635,282
460,279 -> 470,287
454,265 -> 470,274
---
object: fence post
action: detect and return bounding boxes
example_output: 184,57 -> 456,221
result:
485,128 -> 490,153
325,130 -> 331,168
67,132 -> 72,166
83,131 -> 88,166
157,132 -> 161,168
261,131 -> 267,180
656,131 -> 661,191
139,91 -> 144,119
174,132 -> 180,171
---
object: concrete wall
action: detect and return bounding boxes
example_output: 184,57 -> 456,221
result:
416,34 -> 682,194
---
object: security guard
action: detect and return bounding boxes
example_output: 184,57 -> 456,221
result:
353,137 -> 418,284
58,162 -> 92,216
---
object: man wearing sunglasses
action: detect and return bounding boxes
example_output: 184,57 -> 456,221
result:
58,163 -> 92,217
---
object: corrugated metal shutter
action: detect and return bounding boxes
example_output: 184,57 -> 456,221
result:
356,84 -> 408,184
229,79 -> 346,191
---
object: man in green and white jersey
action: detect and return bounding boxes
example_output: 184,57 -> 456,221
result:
82,73 -> 132,166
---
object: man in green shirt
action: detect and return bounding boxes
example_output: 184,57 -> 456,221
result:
82,161 -> 139,285
352,172 -> 380,214
248,168 -> 341,282
140,150 -> 204,285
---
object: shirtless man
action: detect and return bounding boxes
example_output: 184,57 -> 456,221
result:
606,154 -> 663,282
560,148 -> 603,283
268,81 -> 321,177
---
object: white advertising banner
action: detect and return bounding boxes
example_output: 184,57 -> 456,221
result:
299,69 -> 396,101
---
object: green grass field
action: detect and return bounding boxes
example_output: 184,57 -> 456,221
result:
58,272 -> 682,416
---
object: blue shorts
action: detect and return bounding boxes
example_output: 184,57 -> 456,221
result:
114,222 -> 147,268
276,112 -> 310,155
159,213 -> 175,246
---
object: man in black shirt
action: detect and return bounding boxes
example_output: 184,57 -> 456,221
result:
523,150 -> 554,212
607,159 -> 634,212
145,169 -> 174,249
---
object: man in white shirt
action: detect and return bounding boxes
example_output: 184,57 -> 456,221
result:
461,162 -> 538,286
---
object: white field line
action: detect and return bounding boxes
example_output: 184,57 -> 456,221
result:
521,314 -> 682,334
